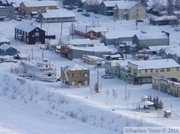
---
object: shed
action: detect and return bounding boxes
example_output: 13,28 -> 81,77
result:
164,110 -> 171,118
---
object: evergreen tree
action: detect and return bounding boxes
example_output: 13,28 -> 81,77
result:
158,100 -> 163,109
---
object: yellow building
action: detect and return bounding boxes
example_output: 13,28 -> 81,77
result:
128,59 -> 180,84
20,1 -> 58,15
61,64 -> 90,87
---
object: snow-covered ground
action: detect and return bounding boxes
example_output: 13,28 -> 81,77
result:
1,4 -> 180,134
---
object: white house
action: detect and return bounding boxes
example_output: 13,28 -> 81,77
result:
41,9 -> 75,23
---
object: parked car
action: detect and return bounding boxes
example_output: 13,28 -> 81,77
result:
83,13 -> 90,17
102,75 -> 113,79
77,8 -> 83,12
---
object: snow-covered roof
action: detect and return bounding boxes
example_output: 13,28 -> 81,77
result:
75,25 -> 108,33
69,39 -> 92,45
85,0 -> 102,5
70,43 -> 111,52
0,43 -> 13,50
0,36 -> 10,43
151,15 -> 177,21
103,1 -> 122,7
116,1 -> 137,9
7,0 -> 27,7
109,54 -> 121,58
22,1 -> 57,7
105,30 -> 138,39
130,59 -> 180,70
15,22 -> 41,32
42,9 -> 75,18
135,33 -> 168,40
67,63 -> 88,71
46,39 -> 58,45
83,54 -> 103,60
163,46 -> 180,56
89,27 -> 108,33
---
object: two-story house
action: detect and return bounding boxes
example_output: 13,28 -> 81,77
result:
61,64 -> 90,86
20,1 -> 58,15
15,22 -> 45,44
128,59 -> 180,84
113,1 -> 146,20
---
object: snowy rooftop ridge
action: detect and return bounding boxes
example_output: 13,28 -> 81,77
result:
22,1 -> 57,7
42,9 -> 75,18
15,22 -> 40,32
130,59 -> 180,69
116,1 -> 137,9
67,63 -> 88,71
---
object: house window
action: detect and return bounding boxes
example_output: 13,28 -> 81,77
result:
177,68 -> 179,71
85,81 -> 88,85
160,69 -> 164,72
85,74 -> 88,77
139,70 -> 141,73
145,70 -> 147,73
72,81 -> 75,86
166,68 -> 170,72
72,73 -> 74,77
150,69 -> 153,73
156,69 -> 158,72
35,32 -> 39,36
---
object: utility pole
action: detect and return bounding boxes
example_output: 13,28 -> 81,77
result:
61,20 -> 63,36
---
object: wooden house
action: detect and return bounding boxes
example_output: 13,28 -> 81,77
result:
113,1 -> 146,20
128,59 -> 180,84
150,15 -> 179,26
61,64 -> 90,86
82,54 -> 103,65
0,43 -> 18,56
20,1 -> 58,15
74,25 -> 108,39
40,9 -> 75,23
15,22 -> 45,44
99,1 -> 120,16
152,76 -> 180,97
83,0 -> 102,13
0,6 -> 15,19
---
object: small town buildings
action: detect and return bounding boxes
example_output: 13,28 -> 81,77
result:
0,6 -> 14,20
113,1 -> 146,20
40,9 -> 75,23
61,64 -> 90,86
132,32 -> 170,49
74,25 -> 108,39
0,36 -> 10,45
45,39 -> 59,51
60,39 -> 111,60
15,22 -> 45,44
152,76 -> 180,97
150,15 -> 179,26
83,0 -> 102,13
82,54 -> 104,65
161,46 -> 180,65
0,43 -> 18,56
99,1 -> 121,16
6,0 -> 27,13
128,59 -> 180,84
20,1 -> 58,15
101,30 -> 138,46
